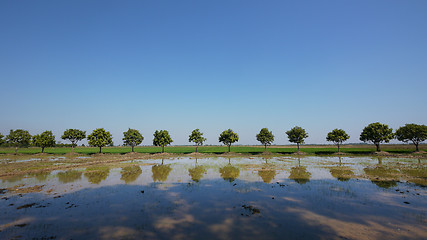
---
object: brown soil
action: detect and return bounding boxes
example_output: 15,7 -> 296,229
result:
333,152 -> 347,155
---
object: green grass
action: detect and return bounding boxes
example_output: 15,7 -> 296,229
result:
0,145 -> 425,155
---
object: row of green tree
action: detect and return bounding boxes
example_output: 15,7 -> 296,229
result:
0,122 -> 426,153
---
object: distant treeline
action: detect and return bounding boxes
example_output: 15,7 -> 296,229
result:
0,122 -> 426,153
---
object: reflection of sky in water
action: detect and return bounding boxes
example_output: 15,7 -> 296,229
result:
0,156 -> 426,239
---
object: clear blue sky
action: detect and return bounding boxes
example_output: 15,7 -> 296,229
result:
1,0 -> 426,146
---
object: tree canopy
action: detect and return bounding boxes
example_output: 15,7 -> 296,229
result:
87,128 -> 113,153
360,122 -> 394,152
326,129 -> 350,152
256,128 -> 274,150
153,130 -> 173,153
0,133 -> 4,145
33,130 -> 56,153
123,128 -> 144,152
188,129 -> 207,152
6,129 -> 32,154
218,129 -> 239,152
395,124 -> 427,152
286,126 -> 308,152
61,129 -> 86,153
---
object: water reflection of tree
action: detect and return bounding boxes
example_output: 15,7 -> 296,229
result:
364,166 -> 399,189
4,174 -> 26,183
258,168 -> 277,183
57,170 -> 82,183
329,157 -> 354,182
121,165 -> 142,183
219,164 -> 240,182
84,166 -> 110,184
152,164 -> 172,182
27,171 -> 51,181
289,158 -> 311,184
188,165 -> 207,182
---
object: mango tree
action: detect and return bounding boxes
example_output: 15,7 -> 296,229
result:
6,129 -> 32,154
33,130 -> 56,153
61,129 -> 86,153
188,129 -> 206,153
256,128 -> 274,150
123,128 -> 144,152
395,124 -> 427,152
153,130 -> 173,153
360,122 -> 394,152
219,129 -> 239,152
88,128 -> 113,153
326,129 -> 350,153
286,126 -> 308,152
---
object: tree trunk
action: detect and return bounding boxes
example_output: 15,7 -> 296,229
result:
99,146 -> 102,153
265,144 -> 267,150
415,142 -> 419,152
72,145 -> 74,153
297,143 -> 300,152
228,144 -> 231,152
15,146 -> 18,154
132,145 -> 134,152
196,146 -> 198,153
375,143 -> 380,152
42,147 -> 44,153
162,145 -> 165,153
337,143 -> 340,153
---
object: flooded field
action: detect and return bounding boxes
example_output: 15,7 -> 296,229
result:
1,156 -> 426,240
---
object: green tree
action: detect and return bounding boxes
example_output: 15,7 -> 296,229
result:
395,124 -> 427,152
123,128 -> 144,152
360,122 -> 394,152
87,128 -> 113,153
6,129 -> 32,154
188,129 -> 206,152
0,133 -> 4,145
286,126 -> 308,152
33,130 -> 56,153
218,129 -> 239,152
326,129 -> 350,153
256,128 -> 275,150
61,129 -> 86,153
153,130 -> 173,153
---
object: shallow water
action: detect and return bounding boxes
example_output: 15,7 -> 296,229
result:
0,156 -> 426,239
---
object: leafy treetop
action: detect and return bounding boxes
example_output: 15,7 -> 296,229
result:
395,123 -> 427,152
123,128 -> 144,152
153,130 -> 173,153
286,126 -> 308,151
188,129 -> 207,152
359,122 -> 394,152
256,128 -> 274,150
218,129 -> 239,152
88,128 -> 113,153
61,129 -> 86,146
33,131 -> 56,153
0,133 -> 4,145
326,129 -> 350,152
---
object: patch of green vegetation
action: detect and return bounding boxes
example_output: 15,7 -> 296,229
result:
0,145 -> 425,155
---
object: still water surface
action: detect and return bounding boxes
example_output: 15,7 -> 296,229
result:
1,156 -> 426,239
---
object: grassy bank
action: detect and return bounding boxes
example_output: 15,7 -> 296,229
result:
0,145 -> 425,155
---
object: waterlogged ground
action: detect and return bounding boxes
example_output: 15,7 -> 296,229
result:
0,156 -> 426,240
